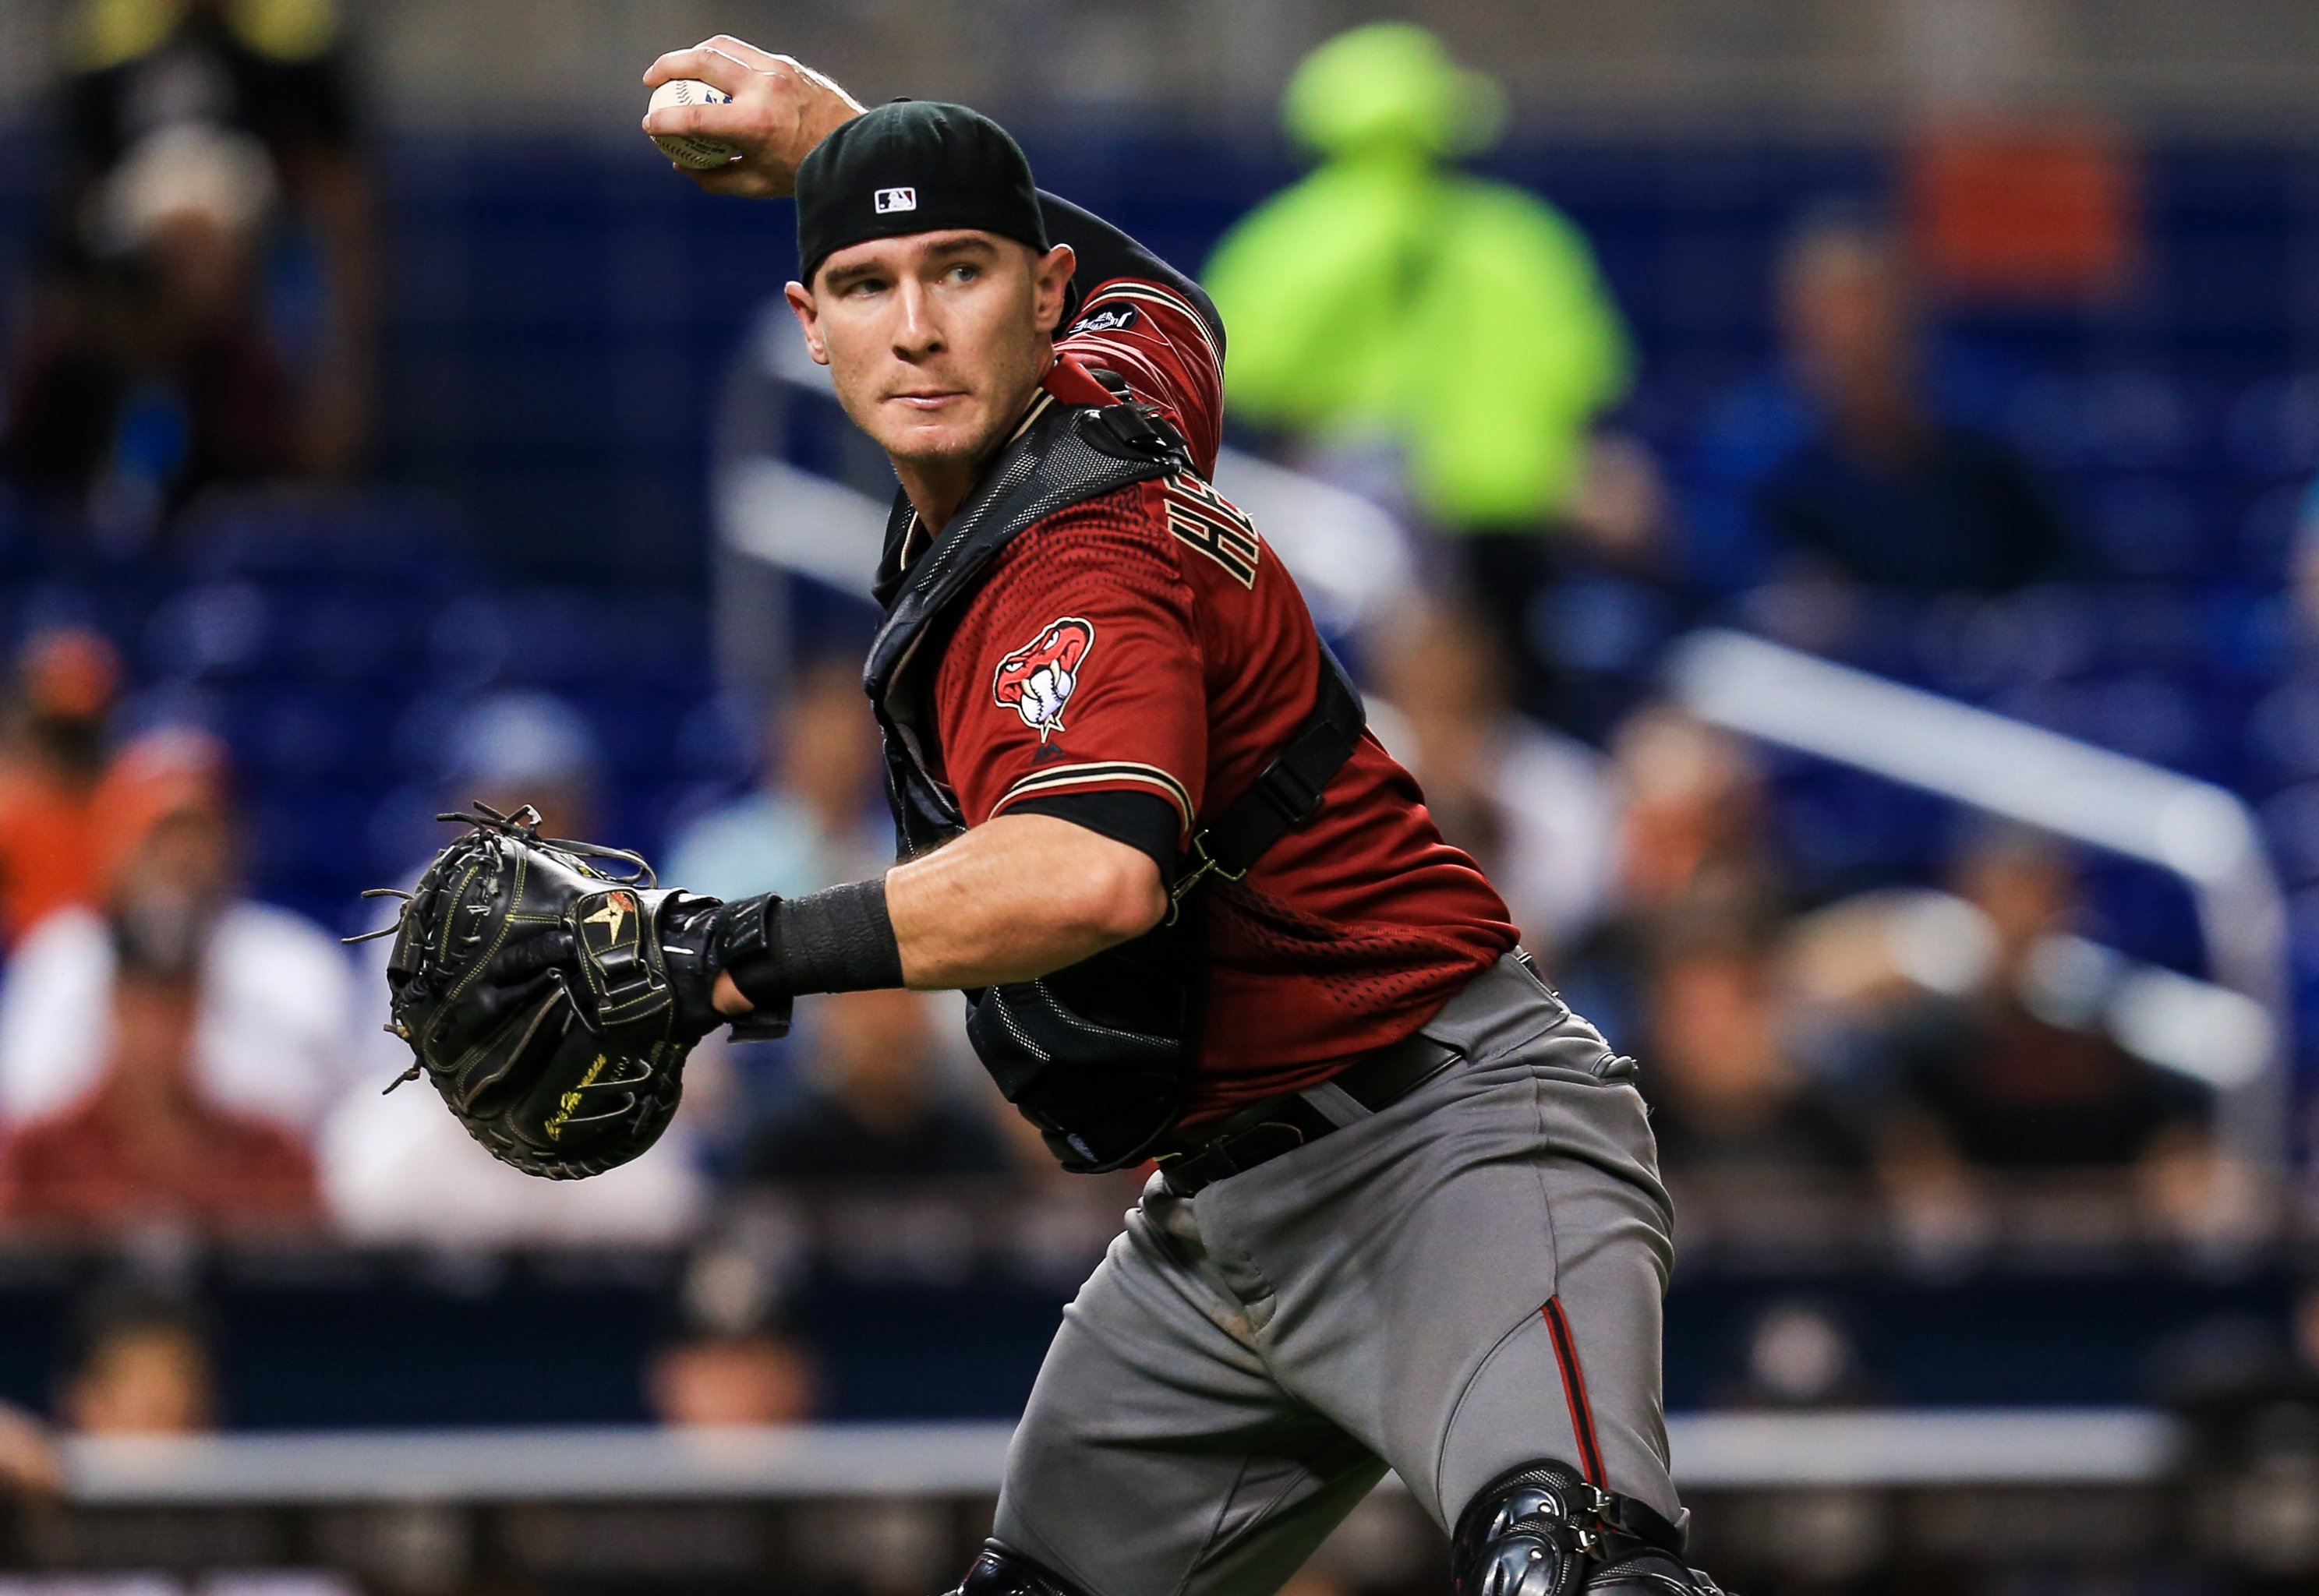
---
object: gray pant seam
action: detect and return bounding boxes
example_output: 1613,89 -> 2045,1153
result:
1429,1296 -> 1559,1521
1003,1499 -> 1117,1596
1529,1059 -> 1565,1305
1184,1439 -> 1377,1596
1168,1451 -> 1260,1596
1425,1061 -> 1564,1519
1195,1194 -> 1282,1357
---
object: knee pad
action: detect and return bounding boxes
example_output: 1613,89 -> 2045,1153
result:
945,1540 -> 1087,1596
1452,1462 -> 1725,1596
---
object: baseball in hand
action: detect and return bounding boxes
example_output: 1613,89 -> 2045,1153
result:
648,79 -> 737,169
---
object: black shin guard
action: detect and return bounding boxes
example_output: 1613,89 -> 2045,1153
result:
945,1541 -> 1086,1596
1452,1460 -> 1610,1596
1586,1548 -> 1723,1596
1452,1461 -> 1728,1596
1588,1495 -> 1725,1596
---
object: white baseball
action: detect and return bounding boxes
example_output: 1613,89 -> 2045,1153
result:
1025,667 -> 1069,725
648,79 -> 737,170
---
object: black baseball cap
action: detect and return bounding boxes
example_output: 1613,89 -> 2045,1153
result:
794,101 -> 1048,288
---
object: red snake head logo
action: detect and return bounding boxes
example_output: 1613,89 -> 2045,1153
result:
991,617 -> 1095,742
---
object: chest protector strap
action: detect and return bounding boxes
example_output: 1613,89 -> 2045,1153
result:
1171,644 -> 1366,915
864,394 -> 1363,1174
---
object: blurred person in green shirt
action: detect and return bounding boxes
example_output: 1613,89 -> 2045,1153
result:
1205,23 -> 1638,722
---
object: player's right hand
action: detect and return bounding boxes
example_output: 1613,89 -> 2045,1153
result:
642,37 -> 864,200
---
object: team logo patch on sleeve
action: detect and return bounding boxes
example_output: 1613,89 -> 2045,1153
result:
992,617 -> 1095,742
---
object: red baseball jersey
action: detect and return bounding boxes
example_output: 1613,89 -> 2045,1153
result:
919,272 -> 1518,1126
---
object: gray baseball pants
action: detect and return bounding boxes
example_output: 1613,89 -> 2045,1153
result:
991,954 -> 1681,1596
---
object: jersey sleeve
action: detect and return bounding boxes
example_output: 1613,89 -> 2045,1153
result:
1040,192 -> 1226,478
932,489 -> 1206,867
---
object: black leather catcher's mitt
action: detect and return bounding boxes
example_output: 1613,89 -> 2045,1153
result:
355,803 -> 787,1179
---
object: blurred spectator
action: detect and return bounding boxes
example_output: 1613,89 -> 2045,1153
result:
0,956 -> 322,1234
0,628 -> 122,947
3,122 -> 294,522
1749,212 -> 2073,592
0,0 -> 376,519
59,1293 -> 219,1435
440,688 -> 604,839
742,989 -> 1009,1186
1204,22 -> 1635,720
649,1329 -> 819,1428
0,1405 -> 63,1500
1639,912 -> 1865,1178
1606,706 -> 1780,920
1730,1300 -> 1872,1409
648,1238 -> 819,1427
1556,705 -> 1783,1050
666,662 -> 891,1153
1875,830 -> 2208,1174
1368,604 -> 1614,963
323,691 -> 704,1243
666,657 -> 891,900
1782,885 -> 1997,1029
0,727 -> 355,1134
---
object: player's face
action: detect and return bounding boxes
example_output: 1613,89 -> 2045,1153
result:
787,231 -> 1074,473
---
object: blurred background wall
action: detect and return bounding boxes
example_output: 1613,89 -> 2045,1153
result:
0,1 -> 2317,1590
3,0 -> 2315,585
9,0 -> 2319,135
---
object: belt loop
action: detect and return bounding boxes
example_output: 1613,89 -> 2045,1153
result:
1297,1080 -> 1369,1129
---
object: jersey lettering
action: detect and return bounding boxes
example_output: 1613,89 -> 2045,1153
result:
1163,474 -> 1260,588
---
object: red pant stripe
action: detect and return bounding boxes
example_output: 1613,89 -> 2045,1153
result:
1541,1296 -> 1607,1485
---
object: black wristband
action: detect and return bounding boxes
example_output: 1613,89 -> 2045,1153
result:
653,893 -> 733,1042
723,879 -> 903,1007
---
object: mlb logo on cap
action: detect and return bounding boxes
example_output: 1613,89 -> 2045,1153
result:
875,187 -> 917,214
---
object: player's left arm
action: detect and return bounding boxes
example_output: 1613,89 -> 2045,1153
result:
706,813 -> 1165,1014
709,512 -> 1204,1014
888,814 -> 1166,987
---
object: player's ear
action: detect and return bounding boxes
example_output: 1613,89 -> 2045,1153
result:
783,280 -> 830,365
1032,244 -> 1075,330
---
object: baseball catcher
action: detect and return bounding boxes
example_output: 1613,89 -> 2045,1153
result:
370,37 -> 1730,1596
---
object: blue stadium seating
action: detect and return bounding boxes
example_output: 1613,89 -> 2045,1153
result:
7,129 -> 2319,1065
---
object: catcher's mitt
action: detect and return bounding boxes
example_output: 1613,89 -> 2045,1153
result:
355,803 -> 782,1179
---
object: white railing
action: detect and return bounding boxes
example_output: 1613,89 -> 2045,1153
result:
61,1410 -> 2177,1504
1666,627 -> 2290,1166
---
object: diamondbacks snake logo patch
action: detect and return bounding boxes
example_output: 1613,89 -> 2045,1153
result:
992,617 -> 1094,742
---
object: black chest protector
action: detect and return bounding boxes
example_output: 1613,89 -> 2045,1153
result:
864,395 -> 1365,1173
